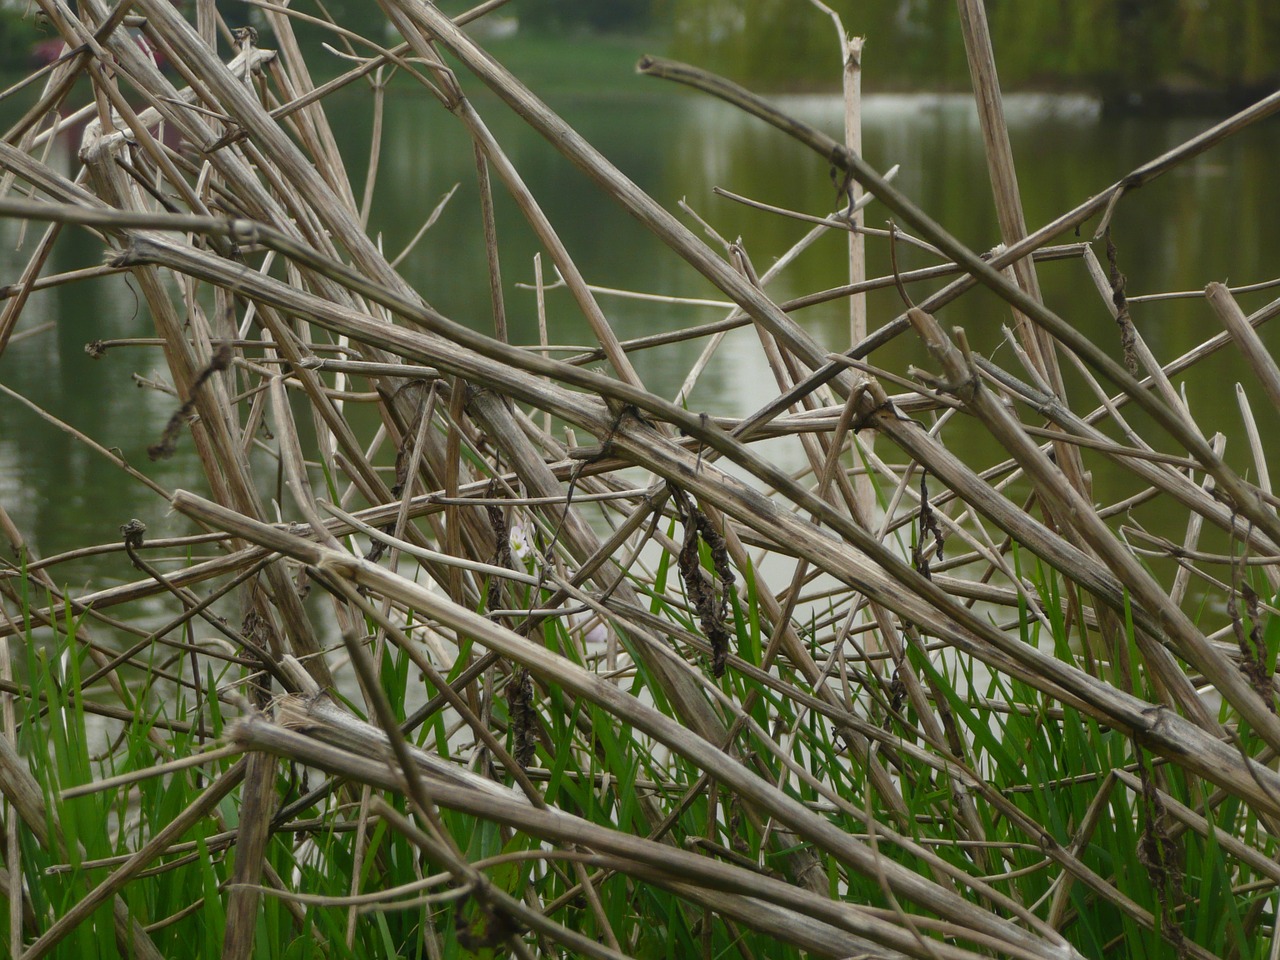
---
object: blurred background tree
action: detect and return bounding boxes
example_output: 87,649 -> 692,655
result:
663,0 -> 1280,103
519,0 -> 658,33
10,0 -> 1272,107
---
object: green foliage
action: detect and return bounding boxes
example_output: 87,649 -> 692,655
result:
6,486 -> 1280,957
668,0 -> 1280,94
520,0 -> 656,34
0,7 -> 49,72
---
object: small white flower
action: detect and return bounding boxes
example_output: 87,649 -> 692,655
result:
509,521 -> 535,563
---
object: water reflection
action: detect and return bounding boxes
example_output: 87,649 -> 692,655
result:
1,80 -> 1278,570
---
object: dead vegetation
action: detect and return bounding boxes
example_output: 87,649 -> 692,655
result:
0,0 -> 1279,957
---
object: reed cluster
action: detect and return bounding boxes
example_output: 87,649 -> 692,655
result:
0,1 -> 1278,957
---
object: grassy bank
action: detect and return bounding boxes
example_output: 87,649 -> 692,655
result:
472,33 -> 660,97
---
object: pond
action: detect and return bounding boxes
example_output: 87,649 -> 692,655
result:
1,60 -> 1278,589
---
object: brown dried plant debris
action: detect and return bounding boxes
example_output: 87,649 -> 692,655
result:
147,344 -> 234,460
1135,748 -> 1188,958
390,427 -> 416,499
912,469 -> 945,580
673,487 -> 735,678
485,484 -> 516,616
507,667 -> 537,769
1105,229 -> 1140,375
456,900 -> 525,951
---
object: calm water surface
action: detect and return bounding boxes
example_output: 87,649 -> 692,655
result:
2,80 -> 1278,584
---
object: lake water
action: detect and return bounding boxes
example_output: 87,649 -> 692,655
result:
2,76 -> 1279,585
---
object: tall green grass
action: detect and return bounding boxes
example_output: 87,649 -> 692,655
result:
6,549 -> 1276,958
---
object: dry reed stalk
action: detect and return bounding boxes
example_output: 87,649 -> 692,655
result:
954,0 -> 1057,390
1210,281 -> 1280,413
64,220 -> 1280,798
638,57 -> 1280,555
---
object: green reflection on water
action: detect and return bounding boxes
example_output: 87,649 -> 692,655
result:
1,78 -> 1278,575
